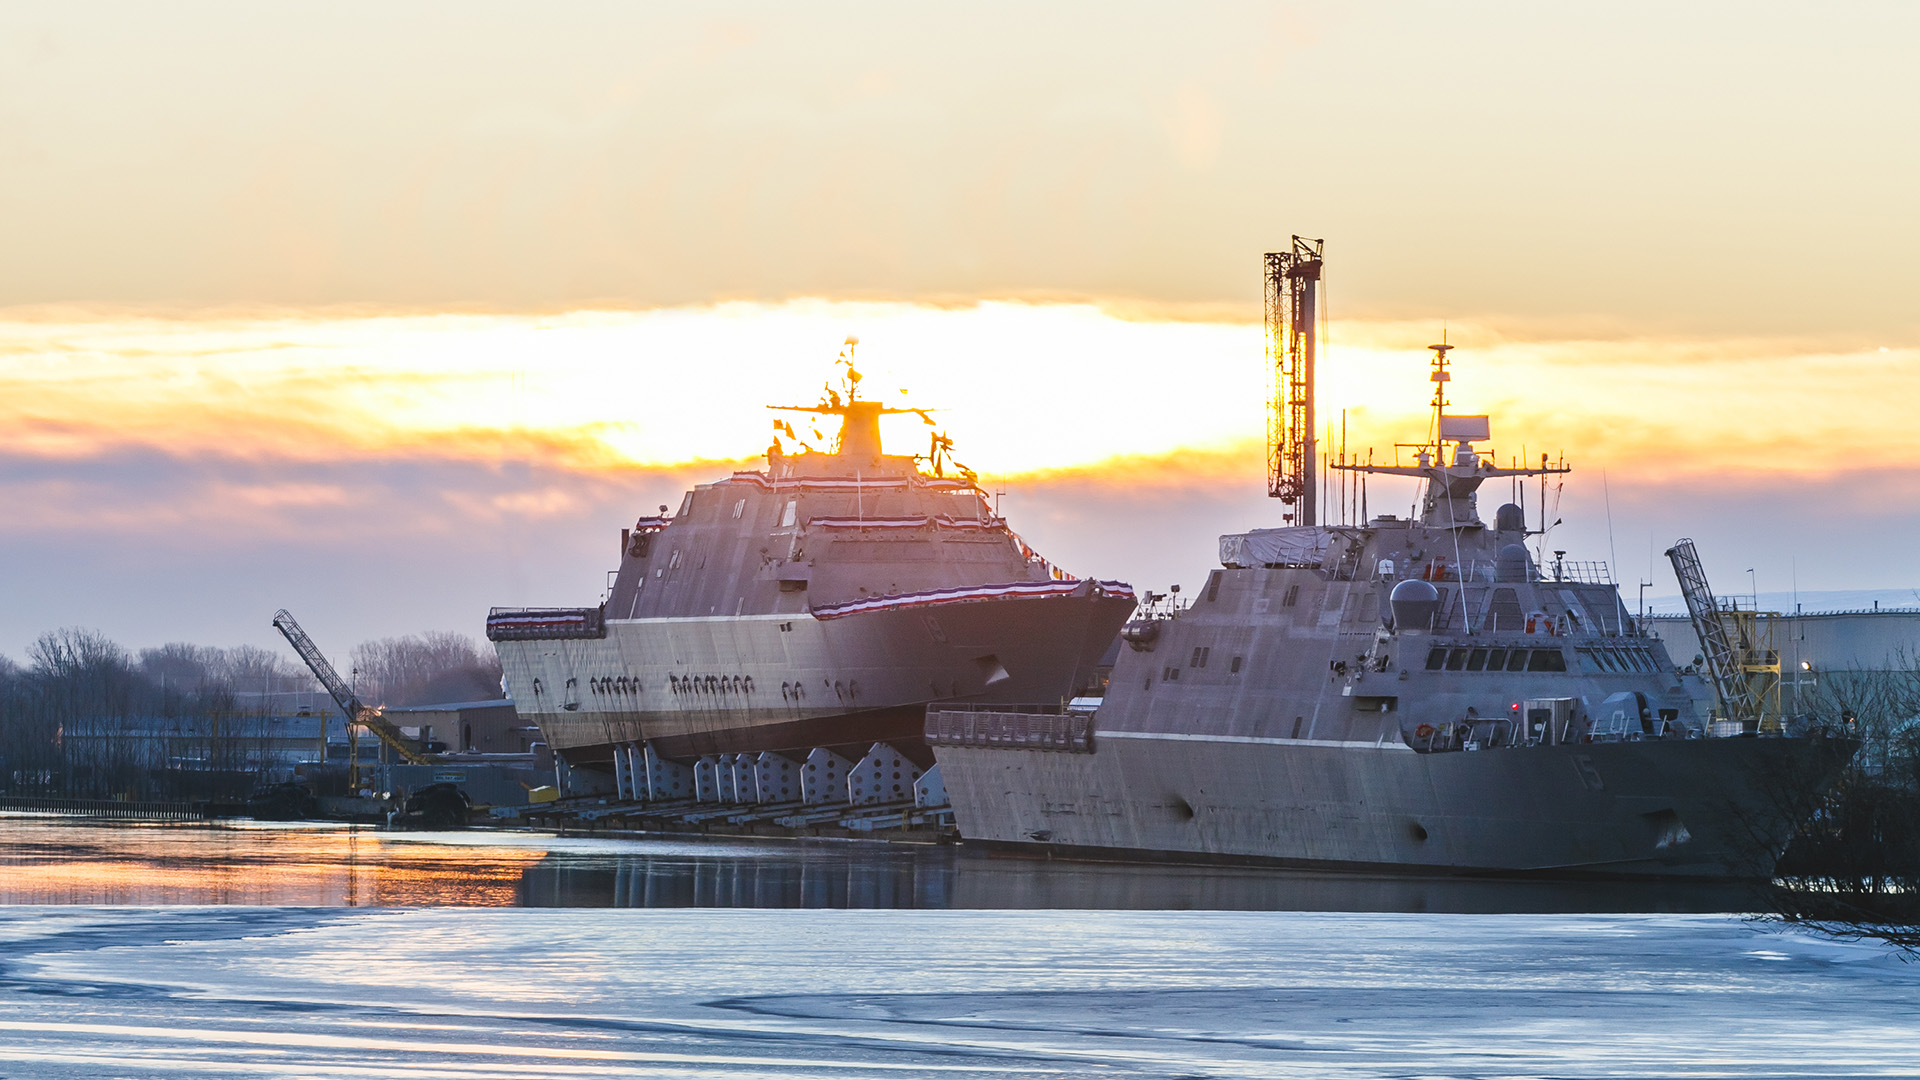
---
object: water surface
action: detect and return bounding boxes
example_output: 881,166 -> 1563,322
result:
0,815 -> 1761,912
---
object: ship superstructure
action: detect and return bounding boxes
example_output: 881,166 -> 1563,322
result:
930,256 -> 1851,877
488,351 -> 1134,793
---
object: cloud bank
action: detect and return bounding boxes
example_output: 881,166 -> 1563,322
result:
1,300 -> 1915,658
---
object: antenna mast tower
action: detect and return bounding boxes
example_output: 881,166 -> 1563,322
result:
1265,236 -> 1324,524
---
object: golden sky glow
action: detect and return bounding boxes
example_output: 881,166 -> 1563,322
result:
4,303 -> 1916,487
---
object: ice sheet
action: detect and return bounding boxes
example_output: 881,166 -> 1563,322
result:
0,907 -> 1913,1078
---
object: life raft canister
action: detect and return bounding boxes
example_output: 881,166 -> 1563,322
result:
1415,723 -> 1435,739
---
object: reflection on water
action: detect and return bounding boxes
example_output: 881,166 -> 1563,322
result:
0,814 -> 1761,912
518,848 -> 1761,913
0,816 -> 541,906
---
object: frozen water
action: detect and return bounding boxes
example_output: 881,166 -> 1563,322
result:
2,819 -> 1914,1077
0,906 -> 1915,1078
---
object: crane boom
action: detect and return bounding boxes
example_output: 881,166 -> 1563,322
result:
1665,539 -> 1781,732
271,608 -> 433,766
1666,540 -> 1746,721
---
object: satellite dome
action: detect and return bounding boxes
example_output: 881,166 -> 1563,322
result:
1389,578 -> 1440,633
1496,543 -> 1533,583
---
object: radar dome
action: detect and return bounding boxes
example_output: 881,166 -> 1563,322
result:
1496,543 -> 1533,583
1388,578 -> 1440,633
1494,503 -> 1525,532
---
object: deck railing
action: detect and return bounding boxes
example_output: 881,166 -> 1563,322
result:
926,703 -> 1094,753
0,796 -> 209,820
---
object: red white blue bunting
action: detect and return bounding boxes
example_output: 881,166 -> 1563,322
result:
807,516 -> 930,529
723,471 -> 980,495
810,579 -> 1135,621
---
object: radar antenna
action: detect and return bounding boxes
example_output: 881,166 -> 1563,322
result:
1265,236 -> 1324,524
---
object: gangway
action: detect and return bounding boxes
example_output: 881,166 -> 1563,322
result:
271,609 -> 433,768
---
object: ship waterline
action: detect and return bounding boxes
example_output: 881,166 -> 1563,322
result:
936,726 -> 1853,877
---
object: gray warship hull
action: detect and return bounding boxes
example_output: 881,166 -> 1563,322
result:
497,587 -> 1133,765
929,324 -> 1854,878
934,724 -> 1852,877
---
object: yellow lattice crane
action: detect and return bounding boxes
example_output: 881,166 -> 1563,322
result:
1665,540 -> 1782,734
272,610 -> 434,794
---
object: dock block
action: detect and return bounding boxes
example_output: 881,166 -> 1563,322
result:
714,754 -> 741,802
802,748 -> 854,805
726,754 -> 757,803
848,742 -> 922,806
643,743 -> 693,802
693,756 -> 723,803
612,743 -> 636,801
753,752 -> 800,803
913,763 -> 948,808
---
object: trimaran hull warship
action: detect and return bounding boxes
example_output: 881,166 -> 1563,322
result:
931,240 -> 1852,877
488,346 -> 1134,792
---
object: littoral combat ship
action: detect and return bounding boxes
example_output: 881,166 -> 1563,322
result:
930,242 -> 1852,877
488,350 -> 1134,799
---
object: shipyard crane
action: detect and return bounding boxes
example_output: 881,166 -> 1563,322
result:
1265,236 -> 1324,525
271,609 -> 434,777
1664,539 -> 1782,733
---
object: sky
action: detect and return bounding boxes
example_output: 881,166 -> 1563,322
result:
1,1 -> 1917,659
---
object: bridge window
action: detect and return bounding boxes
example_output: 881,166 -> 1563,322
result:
1426,648 -> 1447,671
1465,648 -> 1489,672
1485,648 -> 1507,670
1506,650 -> 1530,672
1445,648 -> 1470,671
1527,648 -> 1567,672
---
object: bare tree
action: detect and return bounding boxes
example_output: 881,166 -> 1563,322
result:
0,629 -> 334,800
29,628 -> 154,796
138,642 -> 218,690
350,631 -> 503,707
1767,649 -> 1920,950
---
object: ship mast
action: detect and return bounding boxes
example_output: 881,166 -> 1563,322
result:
1426,336 -> 1453,457
767,339 -> 931,474
1332,339 -> 1568,530
1265,237 -> 1324,525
